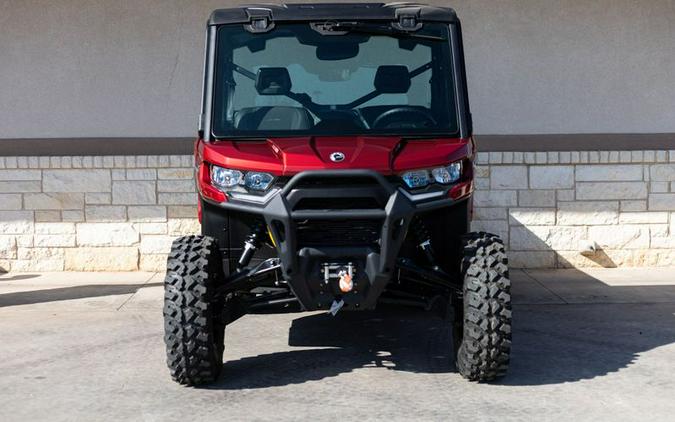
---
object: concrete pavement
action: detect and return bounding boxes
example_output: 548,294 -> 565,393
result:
1,268 -> 675,421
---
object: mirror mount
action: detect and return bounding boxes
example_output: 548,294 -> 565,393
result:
310,21 -> 349,36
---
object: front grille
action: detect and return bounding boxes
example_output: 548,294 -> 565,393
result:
293,197 -> 381,210
296,219 -> 382,247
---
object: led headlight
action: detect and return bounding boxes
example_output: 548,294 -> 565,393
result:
401,170 -> 432,189
431,162 -> 462,184
210,165 -> 275,193
244,171 -> 274,191
401,161 -> 463,189
210,166 -> 243,189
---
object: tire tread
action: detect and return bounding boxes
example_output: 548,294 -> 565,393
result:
163,235 -> 223,386
456,231 -> 512,382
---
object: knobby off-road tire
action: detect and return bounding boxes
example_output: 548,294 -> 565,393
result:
164,235 -> 225,386
455,232 -> 512,382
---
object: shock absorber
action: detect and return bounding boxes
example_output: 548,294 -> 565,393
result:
237,220 -> 266,269
411,216 -> 440,270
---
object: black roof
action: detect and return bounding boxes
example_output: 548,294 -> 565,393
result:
208,3 -> 458,26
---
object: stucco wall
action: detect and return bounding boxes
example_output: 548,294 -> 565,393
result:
1,149 -> 674,272
1,0 -> 675,138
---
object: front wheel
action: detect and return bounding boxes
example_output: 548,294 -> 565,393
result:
454,232 -> 512,382
163,235 -> 225,386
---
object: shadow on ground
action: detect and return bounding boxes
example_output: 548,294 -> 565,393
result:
209,272 -> 675,390
503,298 -> 675,386
210,307 -> 452,390
0,274 -> 41,282
0,283 -> 163,307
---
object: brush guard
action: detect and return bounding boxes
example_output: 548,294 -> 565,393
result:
211,169 -> 465,319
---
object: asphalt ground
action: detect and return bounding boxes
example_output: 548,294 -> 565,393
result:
1,268 -> 675,421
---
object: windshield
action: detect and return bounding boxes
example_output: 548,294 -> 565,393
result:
212,23 -> 458,138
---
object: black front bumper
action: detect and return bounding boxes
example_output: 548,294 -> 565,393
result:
208,169 -> 464,310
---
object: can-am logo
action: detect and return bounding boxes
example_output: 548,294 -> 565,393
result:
329,152 -> 345,162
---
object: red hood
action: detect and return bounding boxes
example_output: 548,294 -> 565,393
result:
198,136 -> 473,176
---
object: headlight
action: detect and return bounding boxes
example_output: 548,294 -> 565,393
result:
210,165 -> 274,193
431,162 -> 462,185
401,161 -> 462,189
211,166 -> 243,189
244,171 -> 274,191
401,170 -> 432,189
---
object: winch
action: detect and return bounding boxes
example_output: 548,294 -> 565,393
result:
322,262 -> 356,293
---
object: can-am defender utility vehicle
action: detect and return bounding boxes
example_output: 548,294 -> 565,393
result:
164,3 -> 511,386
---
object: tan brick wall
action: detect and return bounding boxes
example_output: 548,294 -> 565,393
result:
0,155 -> 198,272
0,150 -> 674,271
473,150 -> 675,268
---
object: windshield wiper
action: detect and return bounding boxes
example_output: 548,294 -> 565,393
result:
321,22 -> 446,42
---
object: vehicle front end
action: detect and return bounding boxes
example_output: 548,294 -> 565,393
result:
163,3 -> 511,387
195,3 -> 474,312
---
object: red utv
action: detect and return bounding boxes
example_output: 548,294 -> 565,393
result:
163,3 -> 511,386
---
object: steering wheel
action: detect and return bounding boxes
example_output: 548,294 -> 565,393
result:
372,106 -> 438,129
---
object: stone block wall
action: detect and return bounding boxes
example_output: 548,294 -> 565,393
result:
0,150 -> 674,272
0,155 -> 199,272
472,150 -> 675,268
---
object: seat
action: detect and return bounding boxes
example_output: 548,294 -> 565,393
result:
234,106 -> 313,131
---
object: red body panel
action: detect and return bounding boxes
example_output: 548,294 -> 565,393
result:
197,136 -> 473,176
